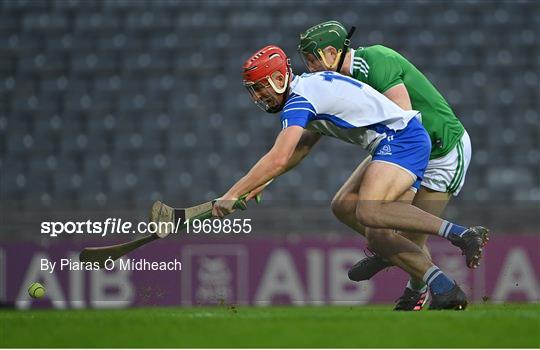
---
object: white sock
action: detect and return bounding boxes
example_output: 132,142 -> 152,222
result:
438,220 -> 452,238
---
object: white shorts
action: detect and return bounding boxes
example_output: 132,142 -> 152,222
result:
421,130 -> 472,196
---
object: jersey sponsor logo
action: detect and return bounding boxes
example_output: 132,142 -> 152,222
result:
376,144 -> 392,156
353,57 -> 370,78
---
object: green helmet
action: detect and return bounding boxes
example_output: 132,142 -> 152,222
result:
298,20 -> 349,71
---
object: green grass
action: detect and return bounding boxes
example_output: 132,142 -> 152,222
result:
1,304 -> 539,348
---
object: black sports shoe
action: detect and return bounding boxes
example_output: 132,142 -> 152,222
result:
394,287 -> 429,311
448,226 -> 489,268
348,254 -> 393,281
429,283 -> 468,310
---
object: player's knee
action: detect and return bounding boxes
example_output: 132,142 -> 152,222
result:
355,201 -> 381,227
331,193 -> 352,221
330,198 -> 344,220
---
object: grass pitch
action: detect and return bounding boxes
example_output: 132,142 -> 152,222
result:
1,304 -> 539,348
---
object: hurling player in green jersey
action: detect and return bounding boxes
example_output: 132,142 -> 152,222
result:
298,20 -> 473,311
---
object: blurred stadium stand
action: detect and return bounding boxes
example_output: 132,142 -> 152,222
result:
0,0 -> 539,236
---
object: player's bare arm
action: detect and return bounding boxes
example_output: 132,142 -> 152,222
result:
383,83 -> 413,111
282,129 -> 321,170
246,130 -> 321,201
213,126 -> 305,217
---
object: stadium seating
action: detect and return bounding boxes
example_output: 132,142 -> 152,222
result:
1,0 -> 538,234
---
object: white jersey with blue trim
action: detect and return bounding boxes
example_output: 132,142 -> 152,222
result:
280,71 -> 420,152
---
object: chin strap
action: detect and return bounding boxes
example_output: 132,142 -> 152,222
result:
335,26 -> 356,74
267,69 -> 292,114
268,70 -> 289,94
318,48 -> 343,70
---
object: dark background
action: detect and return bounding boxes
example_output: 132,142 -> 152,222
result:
1,0 -> 539,237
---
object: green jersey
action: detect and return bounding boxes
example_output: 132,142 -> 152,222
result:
351,45 -> 465,159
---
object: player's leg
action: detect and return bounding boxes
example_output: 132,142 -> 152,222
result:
340,181 -> 440,310
355,161 -> 445,233
331,153 -> 448,240
333,166 -> 430,283
355,161 -> 431,280
361,194 -> 433,282
337,165 -> 466,310
335,125 -> 483,269
332,156 -> 428,282
332,156 -> 441,283
357,160 -> 466,309
333,160 -> 440,289
349,130 -> 475,309
331,155 -> 371,236
393,187 -> 450,310
403,129 -> 473,282
357,128 -> 486,270
403,188 -> 449,264
357,162 -> 486,268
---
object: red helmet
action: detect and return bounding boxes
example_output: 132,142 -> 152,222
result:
242,45 -> 291,113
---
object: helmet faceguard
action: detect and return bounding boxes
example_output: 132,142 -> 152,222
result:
242,45 -> 291,113
298,20 -> 354,73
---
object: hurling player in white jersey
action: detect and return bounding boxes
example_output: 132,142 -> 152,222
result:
212,45 -> 488,310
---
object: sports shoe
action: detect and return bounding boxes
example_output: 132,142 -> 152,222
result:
348,254 -> 393,281
429,283 -> 468,310
394,287 -> 429,311
448,226 -> 489,268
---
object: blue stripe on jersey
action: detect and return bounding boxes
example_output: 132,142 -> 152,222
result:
284,95 -> 305,104
284,107 -> 317,114
281,94 -> 316,129
283,94 -> 313,110
284,100 -> 315,108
